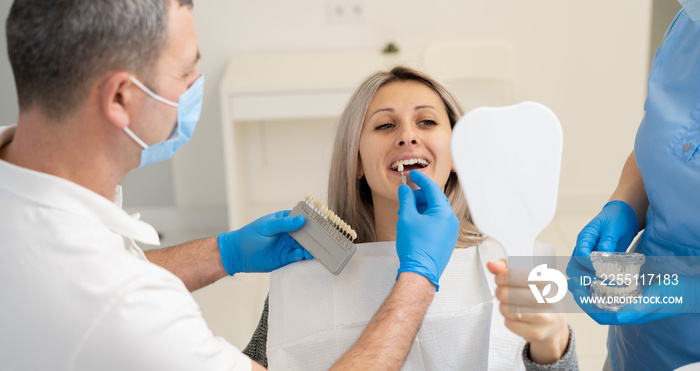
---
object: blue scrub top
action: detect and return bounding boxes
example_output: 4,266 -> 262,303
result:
610,8 -> 700,371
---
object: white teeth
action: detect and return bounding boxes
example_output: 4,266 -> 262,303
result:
590,254 -> 644,302
391,158 -> 429,170
593,281 -> 639,295
592,258 -> 644,280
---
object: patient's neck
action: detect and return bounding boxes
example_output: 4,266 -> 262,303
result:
372,196 -> 399,242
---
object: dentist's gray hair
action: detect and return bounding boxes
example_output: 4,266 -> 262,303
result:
6,0 -> 193,119
327,65 -> 485,247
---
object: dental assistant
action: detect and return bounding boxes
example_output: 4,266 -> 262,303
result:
568,4 -> 700,370
0,1 -> 460,370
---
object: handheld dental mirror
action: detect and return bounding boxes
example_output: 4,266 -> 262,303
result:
451,101 -> 562,257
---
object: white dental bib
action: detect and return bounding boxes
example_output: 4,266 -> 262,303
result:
267,240 -> 531,370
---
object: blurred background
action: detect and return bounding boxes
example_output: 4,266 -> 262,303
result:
0,0 -> 683,369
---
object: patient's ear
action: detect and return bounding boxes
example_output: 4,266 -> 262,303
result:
357,157 -> 364,179
100,71 -> 133,129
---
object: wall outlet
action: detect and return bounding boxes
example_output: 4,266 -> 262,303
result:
327,0 -> 365,25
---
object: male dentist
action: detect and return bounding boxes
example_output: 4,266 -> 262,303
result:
0,1 -> 459,370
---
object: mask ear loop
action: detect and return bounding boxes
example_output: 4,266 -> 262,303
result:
124,76 -> 180,150
123,127 -> 149,149
129,76 -> 179,107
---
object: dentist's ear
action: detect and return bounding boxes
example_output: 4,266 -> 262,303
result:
100,71 -> 134,130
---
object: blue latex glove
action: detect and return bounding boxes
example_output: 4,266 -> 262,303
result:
568,255 -> 700,325
617,275 -> 700,324
566,201 -> 640,324
574,200 -> 640,256
566,201 -> 639,284
567,255 -> 629,325
217,210 -> 310,275
396,170 -> 459,291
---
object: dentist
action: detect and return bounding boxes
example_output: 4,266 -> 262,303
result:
0,1 -> 459,370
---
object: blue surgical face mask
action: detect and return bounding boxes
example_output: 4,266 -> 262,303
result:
124,73 -> 205,167
679,0 -> 700,22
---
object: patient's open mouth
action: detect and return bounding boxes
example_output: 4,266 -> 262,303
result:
390,158 -> 429,172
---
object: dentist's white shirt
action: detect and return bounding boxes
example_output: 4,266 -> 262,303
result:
0,126 -> 250,371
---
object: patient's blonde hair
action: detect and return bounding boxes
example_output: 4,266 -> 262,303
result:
327,65 -> 486,248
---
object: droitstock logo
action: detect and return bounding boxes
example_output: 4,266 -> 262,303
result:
528,264 -> 568,304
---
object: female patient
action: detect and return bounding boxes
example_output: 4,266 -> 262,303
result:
244,66 -> 577,370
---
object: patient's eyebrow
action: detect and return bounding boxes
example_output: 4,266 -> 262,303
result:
368,105 -> 440,120
415,105 -> 438,112
368,107 -> 395,119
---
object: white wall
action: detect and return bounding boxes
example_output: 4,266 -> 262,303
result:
0,0 -> 655,214
185,0 -> 653,219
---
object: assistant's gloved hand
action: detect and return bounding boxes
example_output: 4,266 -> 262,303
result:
617,275 -> 700,324
567,200 -> 640,324
396,170 -> 459,291
574,200 -> 639,256
218,210 -> 310,275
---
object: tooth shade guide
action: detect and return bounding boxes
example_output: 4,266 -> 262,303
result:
288,194 -> 358,275
397,161 -> 407,185
298,193 -> 352,236
293,193 -> 358,242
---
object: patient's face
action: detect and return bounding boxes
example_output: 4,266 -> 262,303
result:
358,80 -> 453,205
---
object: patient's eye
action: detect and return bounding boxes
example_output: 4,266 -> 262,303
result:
375,123 -> 394,130
418,120 -> 437,127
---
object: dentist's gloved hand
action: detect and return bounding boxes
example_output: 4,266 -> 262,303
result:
617,275 -> 700,324
218,210 -> 310,275
396,170 -> 459,291
574,200 -> 639,256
